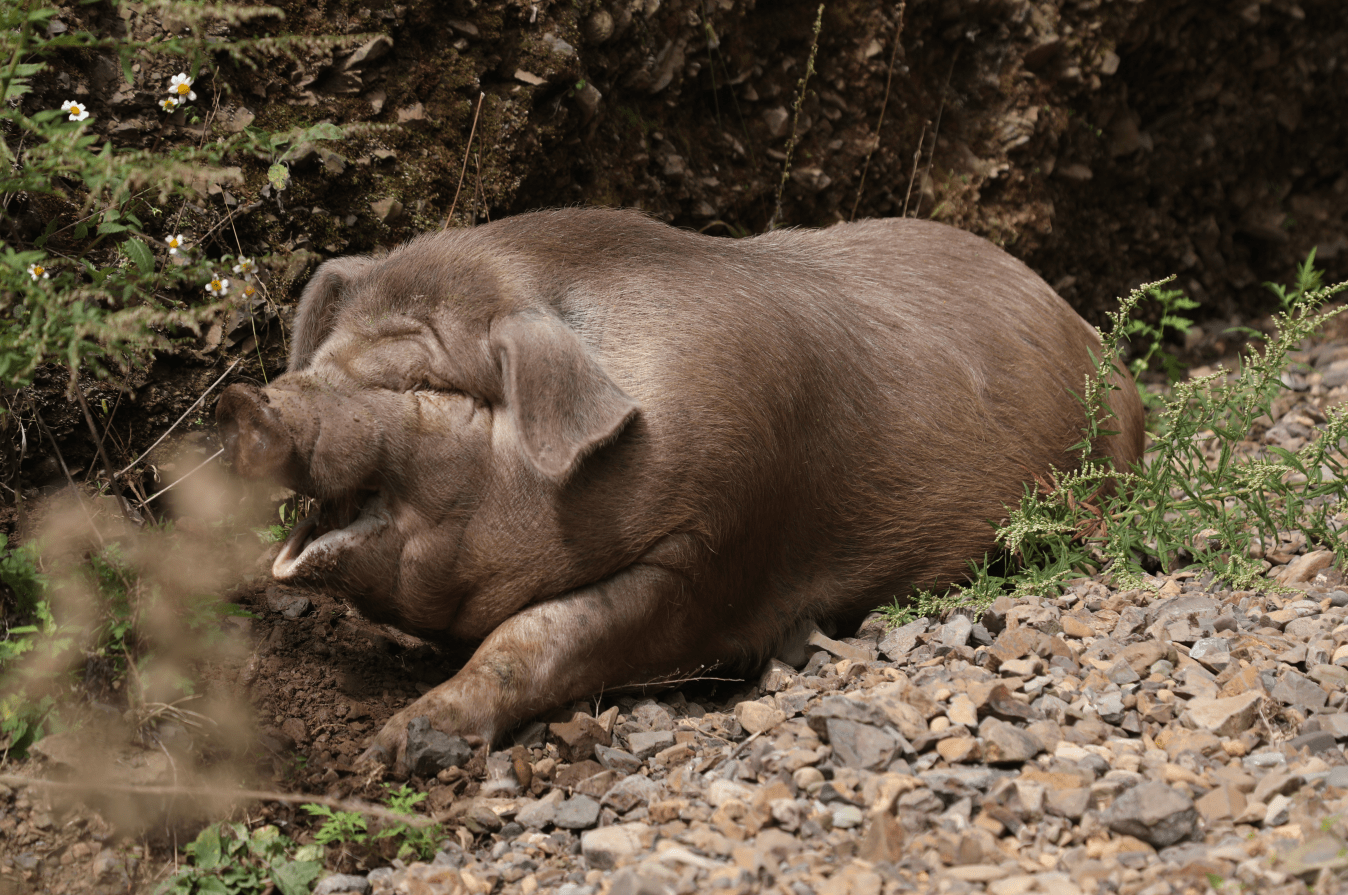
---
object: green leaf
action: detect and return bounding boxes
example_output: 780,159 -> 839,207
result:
34,218 -> 59,249
271,860 -> 322,895
267,163 -> 289,191
73,222 -> 89,240
96,221 -> 129,235
122,238 -> 154,275
297,122 -> 344,142
187,824 -> 222,870
196,877 -> 231,895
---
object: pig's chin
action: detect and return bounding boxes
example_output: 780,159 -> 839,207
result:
273,490 -> 390,580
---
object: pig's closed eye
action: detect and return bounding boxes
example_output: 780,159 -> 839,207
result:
411,383 -> 483,407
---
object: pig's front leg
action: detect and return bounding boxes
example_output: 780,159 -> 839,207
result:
359,562 -> 723,772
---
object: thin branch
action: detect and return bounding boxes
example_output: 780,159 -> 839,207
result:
912,48 -> 959,219
768,4 -> 824,231
140,448 -> 224,507
70,369 -> 137,521
850,2 -> 906,222
115,359 -> 239,479
0,774 -> 436,827
446,92 -> 486,227
30,401 -> 105,548
901,121 -> 927,218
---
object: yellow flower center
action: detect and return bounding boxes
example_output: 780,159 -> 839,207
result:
176,83 -> 191,95
32,266 -> 43,276
70,105 -> 82,114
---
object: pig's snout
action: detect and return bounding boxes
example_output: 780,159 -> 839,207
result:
216,384 -> 301,484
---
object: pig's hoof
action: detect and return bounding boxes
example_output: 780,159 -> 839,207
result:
356,743 -> 393,768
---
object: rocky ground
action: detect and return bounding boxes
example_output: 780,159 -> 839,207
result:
4,325 -> 1348,895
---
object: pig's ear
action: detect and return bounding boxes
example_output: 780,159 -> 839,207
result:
493,311 -> 639,481
290,257 -> 375,372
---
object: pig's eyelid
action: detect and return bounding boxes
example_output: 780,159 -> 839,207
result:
411,383 -> 476,401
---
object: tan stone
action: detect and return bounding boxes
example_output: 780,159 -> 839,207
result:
944,864 -> 1012,883
1276,549 -> 1334,584
1060,615 -> 1095,639
734,699 -> 786,734
948,693 -> 979,727
1195,782 -> 1246,822
937,736 -> 981,763
1217,664 -> 1267,699
1182,691 -> 1265,738
1154,727 -> 1224,759
1020,768 -> 1092,790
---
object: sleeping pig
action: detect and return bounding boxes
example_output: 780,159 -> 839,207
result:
216,206 -> 1144,769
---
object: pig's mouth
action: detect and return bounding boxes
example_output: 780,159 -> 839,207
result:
273,489 -> 390,579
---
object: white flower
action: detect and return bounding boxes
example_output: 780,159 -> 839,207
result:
165,234 -> 186,255
242,282 -> 257,298
159,97 -> 179,113
232,257 -> 255,278
205,274 -> 229,296
169,73 -> 197,102
26,263 -> 49,281
60,100 -> 90,122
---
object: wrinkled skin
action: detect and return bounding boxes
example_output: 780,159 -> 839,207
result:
216,207 -> 1145,772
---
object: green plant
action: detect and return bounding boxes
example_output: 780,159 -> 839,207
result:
302,784 -> 442,866
885,260 -> 1348,625
0,0 -> 359,389
157,822 -> 323,895
1122,280 -> 1201,385
0,534 -> 61,757
259,502 -> 297,545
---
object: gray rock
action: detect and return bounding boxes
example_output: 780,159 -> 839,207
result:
1288,730 -> 1338,756
1286,616 -> 1329,640
581,822 -> 653,870
554,794 -> 602,830
281,596 -> 312,619
1148,595 -> 1221,628
404,717 -> 473,777
515,798 -> 559,829
941,615 -> 973,648
1188,637 -> 1232,672
807,695 -> 889,734
978,717 -> 1040,764
1319,713 -> 1348,739
626,730 -> 675,760
631,702 -> 674,731
1112,606 -> 1147,637
601,775 -> 664,813
314,874 -> 372,895
595,744 -> 642,774
825,718 -> 898,770
1103,781 -> 1198,847
1046,787 -> 1091,819
1265,794 -> 1293,826
1095,691 -> 1126,724
831,804 -> 864,828
1272,671 -> 1329,711
879,619 -> 928,659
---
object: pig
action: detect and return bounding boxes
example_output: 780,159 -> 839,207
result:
216,206 -> 1144,770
